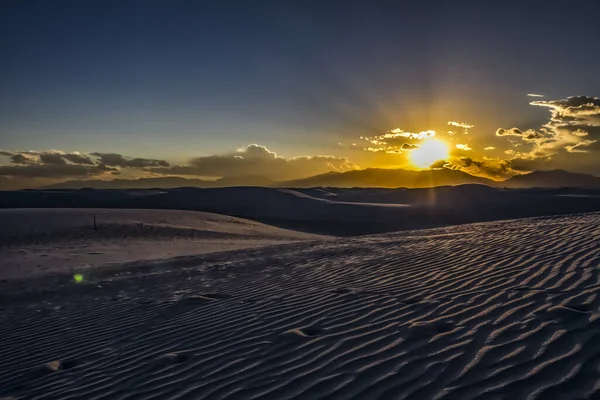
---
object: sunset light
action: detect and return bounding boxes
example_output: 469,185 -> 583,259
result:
409,139 -> 449,169
2,2 -> 600,399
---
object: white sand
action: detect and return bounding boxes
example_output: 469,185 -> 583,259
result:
0,209 -> 326,280
2,212 -> 600,399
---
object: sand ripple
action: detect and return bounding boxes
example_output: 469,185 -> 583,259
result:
2,213 -> 600,399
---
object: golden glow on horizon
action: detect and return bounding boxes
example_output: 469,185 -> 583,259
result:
409,139 -> 449,169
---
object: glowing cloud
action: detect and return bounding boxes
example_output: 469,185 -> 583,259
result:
455,144 -> 472,151
386,129 -> 437,140
360,129 -> 437,153
527,93 -> 545,97
447,121 -> 474,129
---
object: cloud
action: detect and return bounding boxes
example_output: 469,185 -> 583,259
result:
0,145 -> 356,189
10,153 -> 38,165
388,129 -> 437,140
447,121 -> 474,129
565,141 -> 595,153
363,129 -> 436,143
148,144 -> 356,180
39,153 -> 67,165
401,143 -> 419,150
0,149 -> 169,189
1,150 -> 98,166
531,96 -> 600,126
496,128 -> 522,136
496,96 -> 600,165
447,121 -> 473,135
527,93 -> 544,98
90,153 -> 170,168
484,146 -> 496,151
429,159 -> 449,169
360,129 -> 437,152
62,153 -> 95,165
449,157 -> 518,180
455,144 -> 472,151
496,128 -> 549,143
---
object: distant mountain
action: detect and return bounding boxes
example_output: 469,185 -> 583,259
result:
500,170 -> 600,188
43,177 -> 211,189
43,175 -> 275,189
43,169 -> 493,190
280,168 -> 495,188
39,168 -> 600,191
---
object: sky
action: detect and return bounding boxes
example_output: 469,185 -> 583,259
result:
1,0 -> 600,189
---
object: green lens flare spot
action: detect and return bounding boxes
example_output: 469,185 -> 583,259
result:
74,274 -> 84,283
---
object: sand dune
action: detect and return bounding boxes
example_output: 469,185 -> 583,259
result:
2,212 -> 600,398
4,186 -> 600,236
0,209 -> 326,280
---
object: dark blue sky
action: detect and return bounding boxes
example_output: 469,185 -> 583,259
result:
1,0 -> 599,175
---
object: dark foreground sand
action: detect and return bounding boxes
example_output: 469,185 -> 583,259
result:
2,212 -> 600,399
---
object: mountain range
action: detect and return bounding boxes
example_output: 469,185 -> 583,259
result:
39,168 -> 600,190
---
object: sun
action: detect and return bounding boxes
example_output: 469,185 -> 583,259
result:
409,139 -> 449,169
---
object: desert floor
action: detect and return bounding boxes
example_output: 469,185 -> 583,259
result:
2,211 -> 600,399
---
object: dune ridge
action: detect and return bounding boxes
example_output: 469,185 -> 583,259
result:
4,185 -> 600,236
2,212 -> 600,398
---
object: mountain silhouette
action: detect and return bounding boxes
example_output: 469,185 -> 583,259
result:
38,168 -> 600,190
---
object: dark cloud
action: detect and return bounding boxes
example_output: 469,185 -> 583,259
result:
1,145 -> 353,188
39,153 -> 67,165
1,150 -> 96,166
532,96 -> 600,137
401,143 -> 419,150
496,128 -> 550,144
496,96 -> 600,171
0,149 -> 170,189
496,128 -> 522,136
450,157 -> 517,180
91,153 -> 170,168
531,96 -> 600,119
149,144 -> 355,180
522,130 -> 547,142
429,160 -> 448,169
10,153 -> 38,165
62,153 -> 94,165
